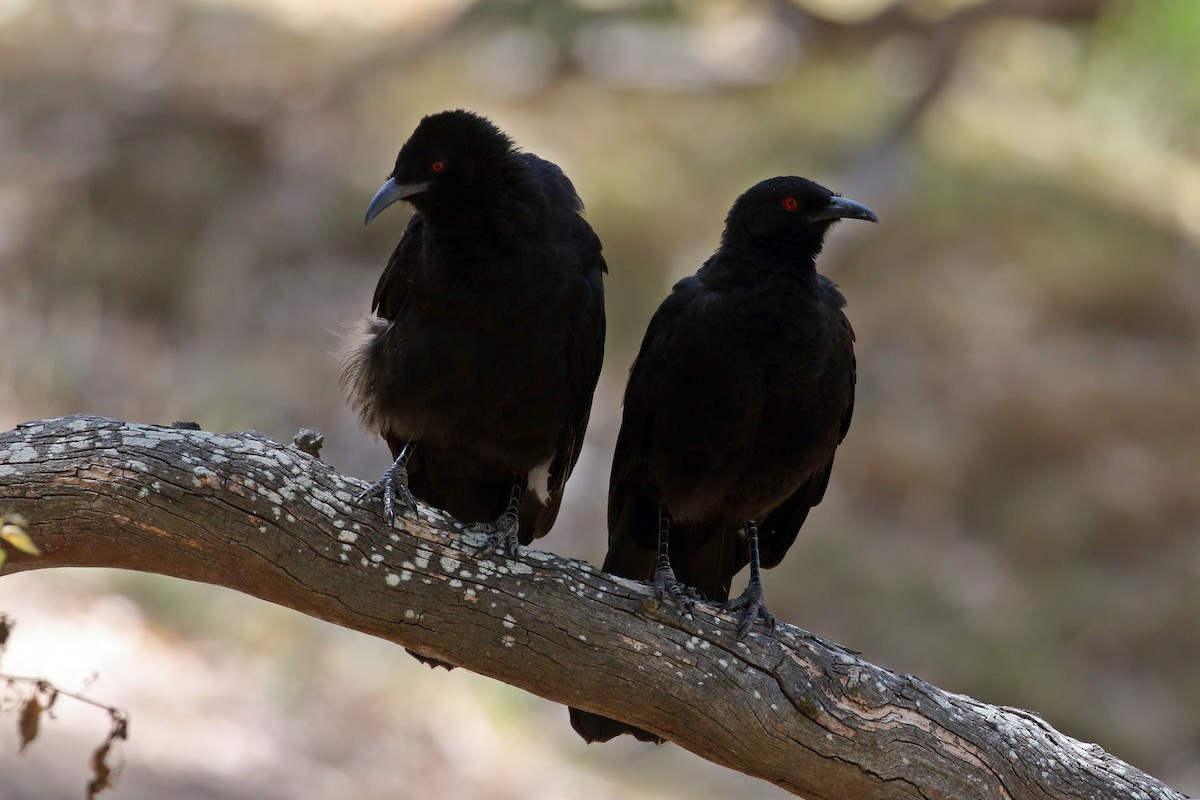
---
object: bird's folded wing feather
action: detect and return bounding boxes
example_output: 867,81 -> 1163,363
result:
371,213 -> 424,320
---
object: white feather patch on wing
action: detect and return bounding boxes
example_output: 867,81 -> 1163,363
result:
528,455 -> 554,504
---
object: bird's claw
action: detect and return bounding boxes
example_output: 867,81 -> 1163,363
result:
653,562 -> 704,617
356,462 -> 417,524
722,586 -> 777,640
470,512 -> 521,558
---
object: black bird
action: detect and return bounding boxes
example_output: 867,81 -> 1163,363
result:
570,176 -> 875,743
342,109 -> 606,557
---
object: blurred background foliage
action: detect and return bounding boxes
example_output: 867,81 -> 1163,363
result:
2,0 -> 1199,797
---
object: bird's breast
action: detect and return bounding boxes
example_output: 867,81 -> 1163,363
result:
369,301 -> 574,461
645,292 -> 851,522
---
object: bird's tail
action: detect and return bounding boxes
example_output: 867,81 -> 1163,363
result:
569,707 -> 663,744
569,492 -> 668,742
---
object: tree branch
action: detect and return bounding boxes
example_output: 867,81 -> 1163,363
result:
0,416 -> 1185,799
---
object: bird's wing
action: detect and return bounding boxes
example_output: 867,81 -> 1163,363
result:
371,212 -> 424,320
518,153 -> 586,214
529,265 -> 606,539
758,301 -> 856,570
603,277 -> 748,600
605,279 -> 699,552
339,211 -> 424,438
528,208 -> 608,540
755,459 -> 833,571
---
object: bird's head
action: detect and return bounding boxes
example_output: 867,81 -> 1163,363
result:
722,176 -> 878,259
364,109 -> 516,225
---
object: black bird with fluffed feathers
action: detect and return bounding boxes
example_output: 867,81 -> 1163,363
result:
342,109 -> 607,557
570,176 -> 875,743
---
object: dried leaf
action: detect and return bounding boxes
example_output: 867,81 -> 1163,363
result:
87,741 -> 113,799
1,524 -> 40,556
87,727 -> 124,799
17,695 -> 42,752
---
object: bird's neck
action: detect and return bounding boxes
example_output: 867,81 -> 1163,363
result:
416,189 -> 542,296
701,247 -> 823,293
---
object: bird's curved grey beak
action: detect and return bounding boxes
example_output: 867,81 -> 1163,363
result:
364,177 -> 431,226
816,196 -> 879,224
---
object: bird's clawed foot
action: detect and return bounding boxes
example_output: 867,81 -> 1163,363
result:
471,476 -> 525,557
722,581 -> 777,640
357,454 -> 418,525
653,557 -> 706,617
470,511 -> 522,558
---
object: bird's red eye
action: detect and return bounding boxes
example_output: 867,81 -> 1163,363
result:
782,197 -> 798,211
431,161 -> 446,173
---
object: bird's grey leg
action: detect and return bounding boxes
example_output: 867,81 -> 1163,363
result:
471,475 -> 524,558
356,440 -> 418,525
722,521 -> 777,639
652,508 -> 703,616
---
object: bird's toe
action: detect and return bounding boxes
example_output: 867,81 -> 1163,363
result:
722,589 -> 774,640
469,512 -> 521,557
652,566 -> 700,617
356,462 -> 417,525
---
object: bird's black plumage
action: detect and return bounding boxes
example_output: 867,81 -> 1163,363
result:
570,176 -> 874,743
342,110 -> 607,554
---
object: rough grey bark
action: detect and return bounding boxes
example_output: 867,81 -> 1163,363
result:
0,415 -> 1187,800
